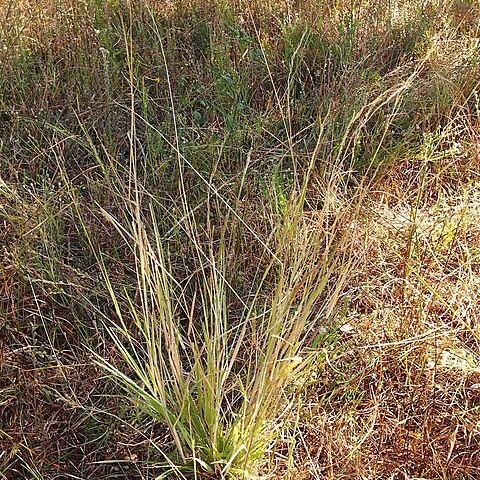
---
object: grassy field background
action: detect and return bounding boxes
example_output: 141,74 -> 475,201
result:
1,0 -> 480,478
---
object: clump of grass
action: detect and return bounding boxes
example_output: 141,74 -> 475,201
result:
82,135 -> 357,477
76,6 -> 416,473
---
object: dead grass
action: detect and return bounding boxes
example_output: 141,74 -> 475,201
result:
1,0 -> 480,478
278,134 -> 480,479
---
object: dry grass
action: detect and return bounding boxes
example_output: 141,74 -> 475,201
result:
1,0 -> 480,478
275,130 -> 480,479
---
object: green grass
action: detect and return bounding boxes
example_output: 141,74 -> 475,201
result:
1,0 -> 480,478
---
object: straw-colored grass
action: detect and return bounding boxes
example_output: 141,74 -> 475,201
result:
1,0 -> 479,479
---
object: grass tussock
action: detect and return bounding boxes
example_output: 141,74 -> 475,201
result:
1,0 -> 480,479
